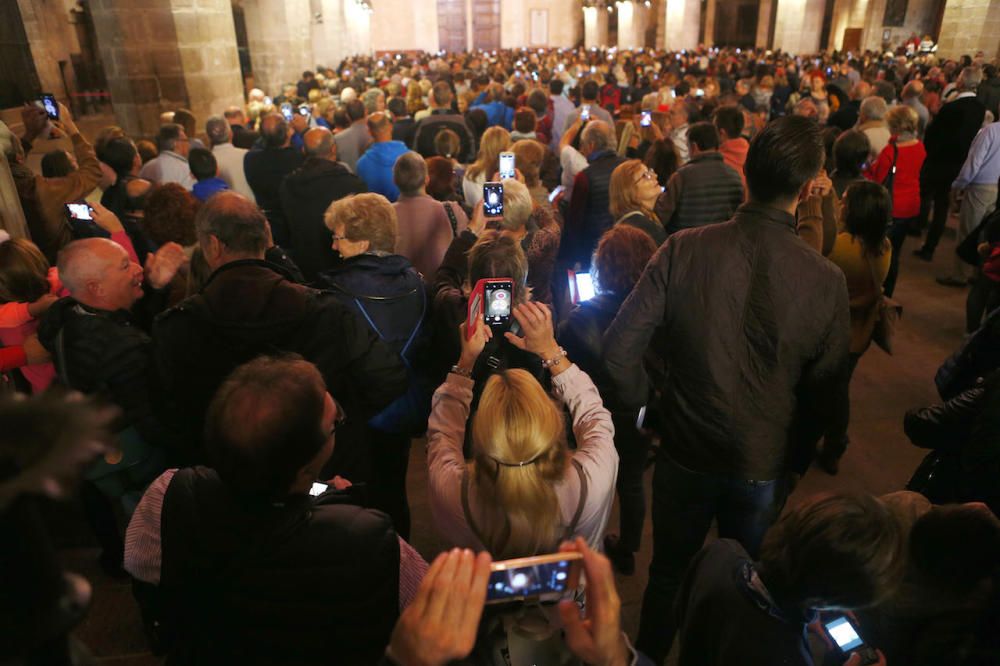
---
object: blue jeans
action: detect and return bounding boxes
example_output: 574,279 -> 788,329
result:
635,453 -> 783,664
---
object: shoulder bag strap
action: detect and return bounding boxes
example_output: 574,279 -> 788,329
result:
54,327 -> 73,388
881,141 -> 899,195
461,468 -> 510,552
443,201 -> 459,237
563,458 -> 589,539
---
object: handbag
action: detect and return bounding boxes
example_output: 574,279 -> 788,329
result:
867,255 -> 902,354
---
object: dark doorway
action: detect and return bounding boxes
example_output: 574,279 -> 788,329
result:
232,2 -> 253,90
714,0 -> 759,48
438,0 -> 467,52
0,0 -> 41,108
472,0 -> 500,51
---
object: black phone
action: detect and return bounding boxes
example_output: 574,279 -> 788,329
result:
822,615 -> 880,665
483,181 -> 504,217
486,552 -> 582,604
39,93 -> 58,120
483,279 -> 514,326
65,202 -> 94,221
65,202 -> 109,240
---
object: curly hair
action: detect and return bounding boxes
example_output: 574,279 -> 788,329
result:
142,183 -> 200,246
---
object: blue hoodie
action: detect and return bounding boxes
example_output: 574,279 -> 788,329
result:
356,140 -> 409,202
471,101 -> 514,130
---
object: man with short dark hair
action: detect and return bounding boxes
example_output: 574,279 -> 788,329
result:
297,69 -> 319,99
139,123 -> 195,190
563,80 -> 614,131
280,127 -> 367,280
153,192 -> 407,476
559,120 -> 626,269
549,77 -> 575,149
605,115 -> 850,663
243,113 -> 305,246
333,99 -> 371,172
413,82 -> 476,163
125,355 -> 427,664
205,115 -> 255,201
388,96 -> 417,148
356,112 -> 409,201
223,106 -> 259,150
657,122 -> 745,234
713,105 -> 749,190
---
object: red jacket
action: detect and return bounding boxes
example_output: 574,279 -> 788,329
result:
865,139 -> 926,219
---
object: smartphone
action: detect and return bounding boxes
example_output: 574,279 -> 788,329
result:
640,110 -> 652,127
39,93 -> 59,120
309,482 -> 329,497
581,104 -> 591,121
484,279 -> 514,326
65,202 -> 94,221
280,102 -> 294,122
263,96 -> 273,106
298,104 -> 311,117
466,284 -> 484,340
487,552 -> 583,604
499,151 -> 515,180
483,181 -> 504,218
567,270 -> 595,304
548,184 -> 564,203
821,615 -> 880,665
695,88 -> 705,97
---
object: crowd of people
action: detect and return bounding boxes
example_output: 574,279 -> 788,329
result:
2,42 -> 1000,665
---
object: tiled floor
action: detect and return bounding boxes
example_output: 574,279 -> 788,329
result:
63,222 -> 967,663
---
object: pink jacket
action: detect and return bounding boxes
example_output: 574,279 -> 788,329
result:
426,364 -> 618,554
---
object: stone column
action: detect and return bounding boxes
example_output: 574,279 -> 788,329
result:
937,0 -> 1000,61
703,0 -> 717,46
756,0 -> 774,47
241,0 -> 313,98
617,1 -> 637,48
584,6 -> 609,49
662,0 -> 700,51
89,0 -> 245,138
771,0 -> 826,54
0,154 -> 28,240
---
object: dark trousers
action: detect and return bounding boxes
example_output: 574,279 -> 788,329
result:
919,176 -> 953,254
80,481 -> 123,568
611,410 -> 650,552
824,353 -> 862,460
884,217 -> 915,298
368,427 -> 412,540
635,453 -> 783,664
966,272 -> 1000,333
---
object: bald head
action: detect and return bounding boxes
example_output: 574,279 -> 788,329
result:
261,114 -> 290,149
223,106 -> 247,125
851,81 -> 872,101
304,127 -> 336,159
58,238 -> 143,311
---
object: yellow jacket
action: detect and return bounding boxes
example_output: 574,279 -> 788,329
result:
828,233 -> 892,354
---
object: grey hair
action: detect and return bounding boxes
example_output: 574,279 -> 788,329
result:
392,151 -> 427,196
581,120 -> 614,153
859,96 -> 888,122
500,179 -> 533,231
205,116 -> 231,146
960,66 -> 983,91
57,238 -> 120,295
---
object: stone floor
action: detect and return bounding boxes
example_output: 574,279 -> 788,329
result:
59,222 -> 966,664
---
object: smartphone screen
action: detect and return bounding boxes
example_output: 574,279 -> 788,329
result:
499,152 -> 515,180
484,279 -> 513,326
483,182 -> 504,217
298,104 -> 311,117
581,105 -> 591,121
280,103 -> 293,122
487,553 -> 582,603
824,617 -> 864,652
40,93 -> 59,120
641,110 -> 652,127
66,203 -> 94,221
308,482 -> 328,497
574,272 -> 595,302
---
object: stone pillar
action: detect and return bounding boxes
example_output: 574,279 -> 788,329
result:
662,0 -> 700,50
17,0 -> 81,108
703,0 -> 717,46
756,0 -> 774,47
617,1 -> 637,48
584,6 -> 609,49
771,0 -> 826,53
89,0 -> 245,139
937,0 -> 1000,60
0,154 -> 28,241
241,0 -> 313,98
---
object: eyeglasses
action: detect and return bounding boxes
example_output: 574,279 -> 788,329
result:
636,169 -> 658,183
331,234 -> 347,243
329,398 -> 347,437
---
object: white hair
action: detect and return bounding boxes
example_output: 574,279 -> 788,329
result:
500,179 -> 533,231
340,87 -> 357,104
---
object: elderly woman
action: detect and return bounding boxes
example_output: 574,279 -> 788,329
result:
317,193 -> 430,539
609,160 -> 667,246
427,300 -> 617,557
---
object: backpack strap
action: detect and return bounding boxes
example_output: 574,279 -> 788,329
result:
54,326 -> 73,389
352,283 -> 426,370
563,458 -> 588,539
443,201 -> 459,237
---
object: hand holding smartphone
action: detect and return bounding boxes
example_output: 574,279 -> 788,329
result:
821,615 -> 882,666
498,152 -> 515,180
483,181 -> 503,218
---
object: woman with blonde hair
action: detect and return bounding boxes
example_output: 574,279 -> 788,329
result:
609,159 -> 667,245
427,301 -> 617,557
462,126 -> 511,206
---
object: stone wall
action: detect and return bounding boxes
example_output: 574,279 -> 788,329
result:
241,0 -> 313,96
772,0 -> 827,53
662,0 -> 701,50
937,0 -> 1000,59
16,0 -> 81,106
371,0 -> 440,52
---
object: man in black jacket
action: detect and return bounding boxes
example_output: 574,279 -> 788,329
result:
280,127 -> 367,282
914,66 -> 987,261
388,96 -> 417,149
604,115 -> 850,664
152,192 -> 408,479
412,82 -> 476,163
243,113 -> 304,246
223,107 -> 259,150
559,120 -> 626,270
125,355 -> 423,664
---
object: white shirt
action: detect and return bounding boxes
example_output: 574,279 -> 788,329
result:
212,142 -> 255,202
671,124 -> 690,165
138,151 -> 196,190
462,169 -> 487,207
560,145 -> 589,198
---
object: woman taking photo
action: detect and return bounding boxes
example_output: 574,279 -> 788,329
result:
819,181 -> 893,474
865,105 -> 925,296
609,160 -> 667,246
462,126 -> 511,207
426,302 -> 617,557
558,225 -> 659,574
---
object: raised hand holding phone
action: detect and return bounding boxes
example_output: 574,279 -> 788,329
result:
458,316 -> 492,372
504,302 -> 568,375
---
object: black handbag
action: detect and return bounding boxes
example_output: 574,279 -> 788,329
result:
905,449 -> 963,504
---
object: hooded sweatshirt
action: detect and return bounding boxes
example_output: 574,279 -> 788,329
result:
719,137 -> 749,196
356,140 -> 410,202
